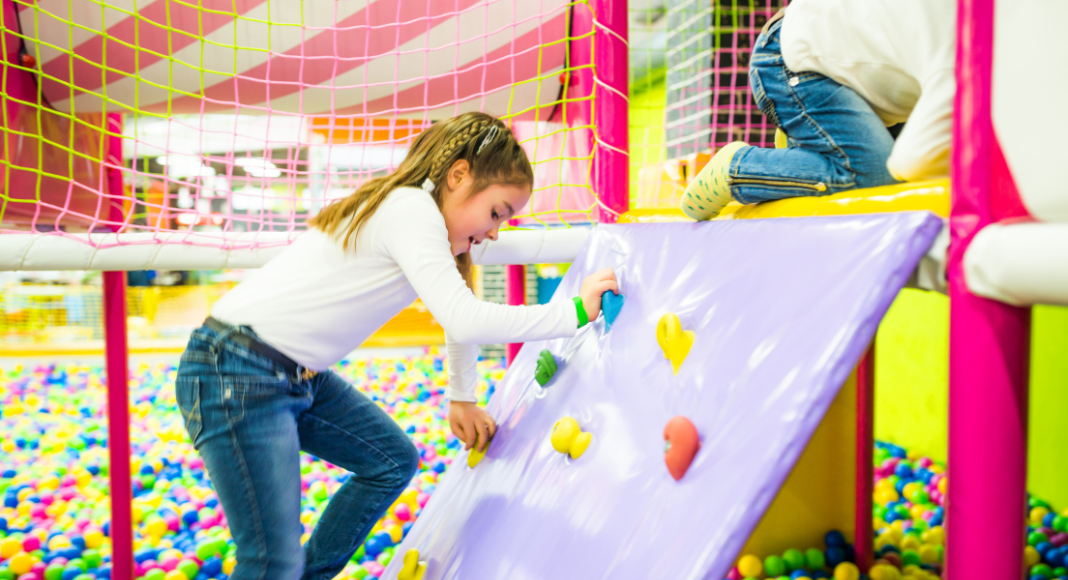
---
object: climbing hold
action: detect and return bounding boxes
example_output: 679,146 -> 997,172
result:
467,433 -> 492,468
656,313 -> 694,375
663,416 -> 700,481
601,290 -> 624,330
535,349 -> 558,387
397,548 -> 426,580
550,417 -> 592,460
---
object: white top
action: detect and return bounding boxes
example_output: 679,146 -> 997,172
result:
780,0 -> 956,182
211,187 -> 578,402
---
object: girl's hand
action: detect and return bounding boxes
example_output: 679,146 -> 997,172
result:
448,401 -> 497,452
579,268 -> 619,322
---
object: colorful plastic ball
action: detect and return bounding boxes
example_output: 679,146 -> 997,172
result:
783,549 -> 806,571
765,555 -> 787,577
1033,564 -> 1055,579
10,553 -> 36,576
222,557 -> 237,575
804,549 -> 825,570
824,531 -> 846,549
176,560 -> 199,580
832,562 -> 859,580
737,555 -> 763,578
44,564 -> 64,580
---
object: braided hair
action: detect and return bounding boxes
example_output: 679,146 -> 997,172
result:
308,112 -> 533,285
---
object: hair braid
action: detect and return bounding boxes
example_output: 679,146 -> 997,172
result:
428,119 -> 493,183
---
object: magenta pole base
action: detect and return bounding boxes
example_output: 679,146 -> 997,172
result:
505,265 -> 527,366
854,347 -> 875,572
103,271 -> 133,580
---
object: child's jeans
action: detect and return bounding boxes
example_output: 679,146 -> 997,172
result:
733,18 -> 899,204
176,322 -> 419,580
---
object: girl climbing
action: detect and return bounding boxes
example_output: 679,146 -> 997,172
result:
682,0 -> 955,220
175,112 -> 617,580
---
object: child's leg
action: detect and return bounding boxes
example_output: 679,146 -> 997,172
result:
297,371 -> 420,580
176,330 -> 309,580
682,18 -> 896,219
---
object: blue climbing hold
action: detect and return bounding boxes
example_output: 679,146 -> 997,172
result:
601,291 -> 624,331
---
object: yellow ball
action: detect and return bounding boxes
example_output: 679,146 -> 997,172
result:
223,557 -> 237,575
909,505 -> 927,520
9,552 -> 34,576
834,562 -> 860,580
870,564 -> 901,580
921,526 -> 945,546
146,518 -> 169,538
875,488 -> 900,504
737,554 -> 763,578
48,535 -> 72,550
1024,545 -> 1041,567
76,472 -> 92,488
164,570 -> 187,580
901,536 -> 921,551
919,545 -> 941,564
0,538 -> 22,558
84,529 -> 105,549
388,525 -> 404,543
937,477 -> 947,495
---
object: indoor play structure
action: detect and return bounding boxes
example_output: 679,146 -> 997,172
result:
0,0 -> 1066,579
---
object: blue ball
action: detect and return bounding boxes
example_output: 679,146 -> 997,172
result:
70,536 -> 86,550
1037,541 -> 1053,558
364,537 -> 386,558
825,530 -> 846,548
202,557 -> 223,578
97,565 -> 111,580
790,571 -> 809,579
1045,513 -> 1058,528
1,469 -> 17,478
181,511 -> 199,525
895,464 -> 914,479
4,495 -> 18,508
139,464 -> 155,475
1030,575 -> 1049,580
61,568 -> 83,580
826,547 -> 846,567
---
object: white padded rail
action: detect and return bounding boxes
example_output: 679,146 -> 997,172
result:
964,223 -> 1068,307
993,0 -> 1068,221
0,229 -> 592,271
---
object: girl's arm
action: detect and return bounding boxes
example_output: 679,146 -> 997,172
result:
376,190 -> 578,345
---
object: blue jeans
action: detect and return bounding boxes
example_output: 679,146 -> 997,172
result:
734,19 -> 899,203
175,323 -> 419,580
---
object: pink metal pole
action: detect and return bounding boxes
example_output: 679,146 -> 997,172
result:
854,347 -> 875,572
505,265 -> 527,365
945,1 -> 1031,578
591,0 -> 629,223
103,113 -> 134,580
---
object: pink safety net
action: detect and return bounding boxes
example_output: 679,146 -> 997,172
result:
0,0 -> 627,251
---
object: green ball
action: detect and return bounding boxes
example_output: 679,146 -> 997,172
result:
804,548 -> 825,570
1031,564 -> 1054,578
145,568 -> 167,580
73,575 -> 94,580
783,548 -> 806,571
1055,567 -> 1068,577
0,570 -> 14,580
1054,515 -> 1068,533
82,549 -> 102,569
67,559 -> 87,572
1029,531 -> 1050,546
140,474 -> 156,490
901,550 -> 921,567
764,555 -> 787,577
177,560 -> 200,580
376,551 -> 392,567
196,542 -> 219,561
44,564 -> 65,580
352,569 -> 368,579
351,544 -> 366,562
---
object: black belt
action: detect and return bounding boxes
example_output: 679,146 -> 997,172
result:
204,317 -> 317,380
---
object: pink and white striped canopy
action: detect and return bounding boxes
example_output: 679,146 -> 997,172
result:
20,0 -> 569,118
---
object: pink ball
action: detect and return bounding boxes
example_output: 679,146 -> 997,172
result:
165,515 -> 181,532
22,536 -> 41,552
393,504 -> 412,522
18,573 -> 38,580
39,493 -> 54,506
417,493 -> 430,508
29,505 -> 46,519
727,567 -> 743,580
58,489 -> 77,501
1051,533 -> 1068,547
363,562 -> 384,577
73,518 -> 90,531
60,475 -> 77,488
31,563 -> 47,575
159,559 -> 179,572
917,457 -> 932,468
189,458 -> 204,470
142,560 -> 159,572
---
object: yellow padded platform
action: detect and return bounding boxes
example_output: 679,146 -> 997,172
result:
619,179 -> 950,223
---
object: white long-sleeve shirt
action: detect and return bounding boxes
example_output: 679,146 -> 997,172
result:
780,0 -> 956,182
211,186 -> 577,402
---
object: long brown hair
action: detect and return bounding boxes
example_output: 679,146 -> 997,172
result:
309,112 -> 534,285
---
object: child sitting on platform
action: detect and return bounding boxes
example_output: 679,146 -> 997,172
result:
681,0 -> 955,220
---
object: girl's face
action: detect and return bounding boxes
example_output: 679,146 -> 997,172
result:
441,161 -> 531,256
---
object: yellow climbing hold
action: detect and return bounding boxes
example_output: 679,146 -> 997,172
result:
656,313 -> 694,375
398,548 -> 426,580
550,417 -> 593,460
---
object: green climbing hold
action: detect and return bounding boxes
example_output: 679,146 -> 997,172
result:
535,349 -> 558,387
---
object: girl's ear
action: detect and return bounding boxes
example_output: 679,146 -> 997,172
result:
447,159 -> 470,191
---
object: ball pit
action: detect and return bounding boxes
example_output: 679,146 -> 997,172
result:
727,441 -> 1066,580
2,356 -> 1065,580
0,352 -> 505,580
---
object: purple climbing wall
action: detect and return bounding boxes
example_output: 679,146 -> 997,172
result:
386,213 -> 943,580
